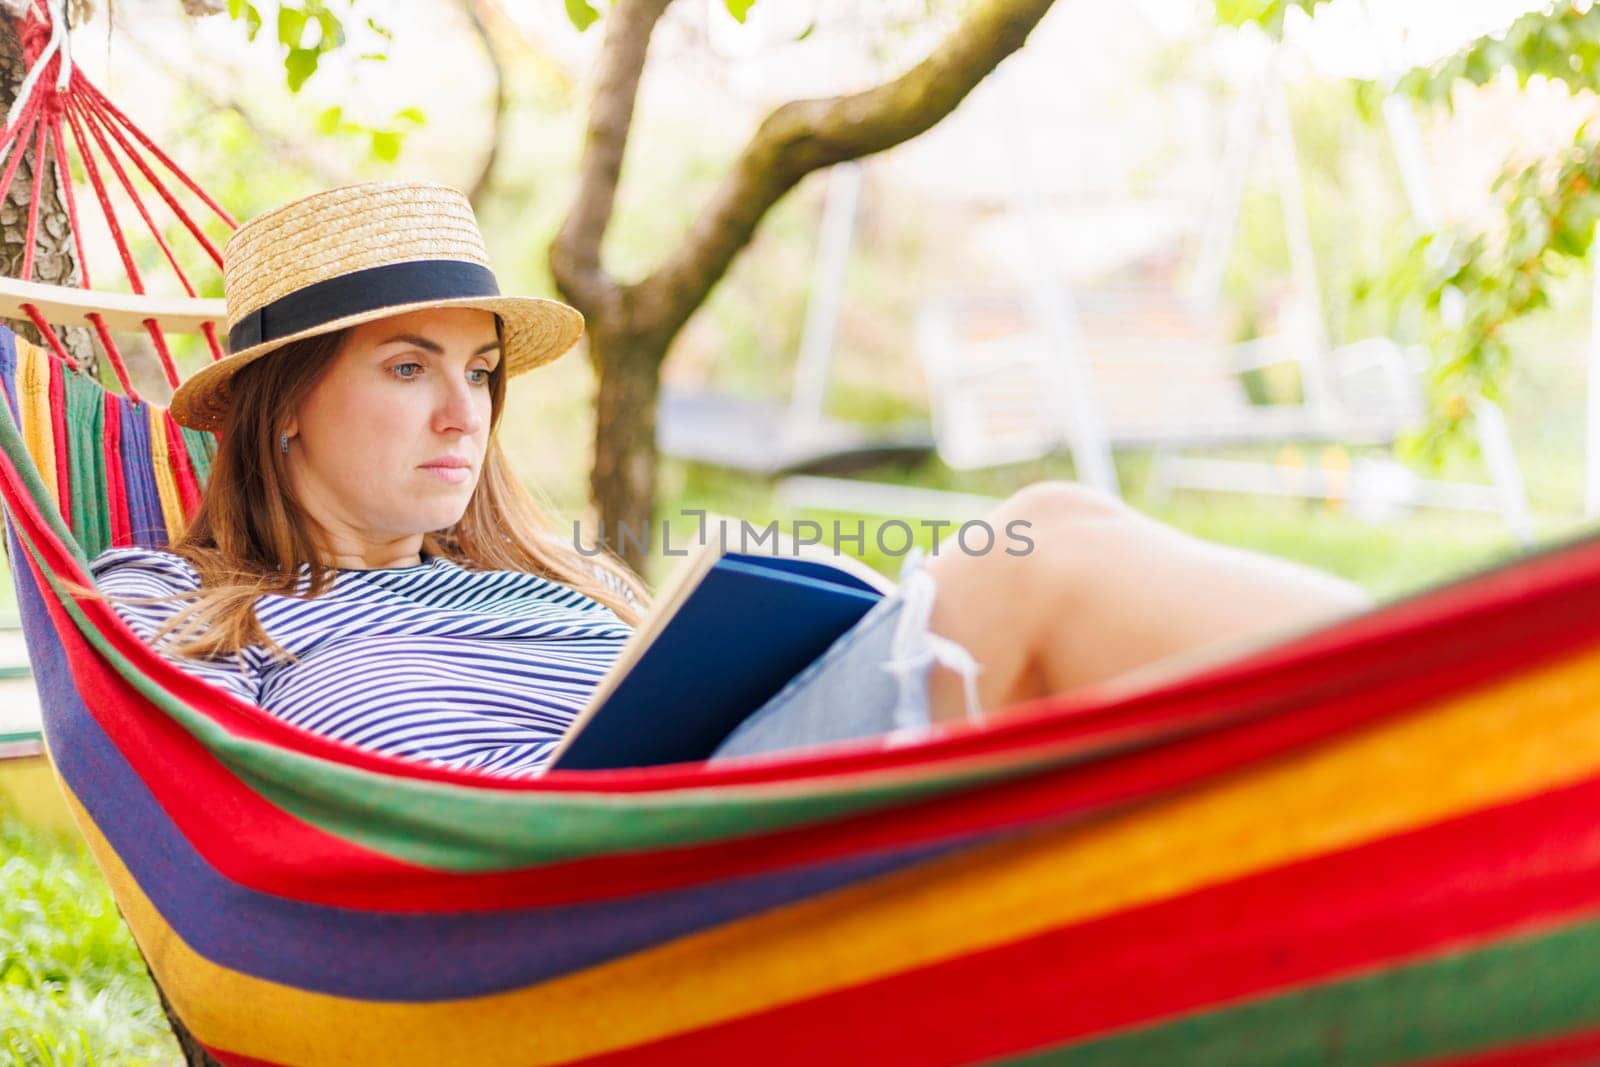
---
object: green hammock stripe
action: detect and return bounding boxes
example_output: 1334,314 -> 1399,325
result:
64,369 -> 111,559
993,915 -> 1600,1067
179,424 -> 215,488
3,379 -> 91,572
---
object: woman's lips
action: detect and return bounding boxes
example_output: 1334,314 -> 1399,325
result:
420,458 -> 472,484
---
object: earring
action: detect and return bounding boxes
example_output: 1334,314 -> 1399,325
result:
279,432 -> 290,454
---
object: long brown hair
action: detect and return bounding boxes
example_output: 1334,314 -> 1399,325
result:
155,325 -> 648,659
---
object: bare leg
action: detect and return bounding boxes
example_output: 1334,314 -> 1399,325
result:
921,482 -> 1372,724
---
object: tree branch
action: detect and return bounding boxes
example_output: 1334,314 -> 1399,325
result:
461,0 -> 507,211
549,0 -> 673,318
627,0 -> 1059,343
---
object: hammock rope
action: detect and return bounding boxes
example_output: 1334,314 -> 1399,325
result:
2,0 -> 231,392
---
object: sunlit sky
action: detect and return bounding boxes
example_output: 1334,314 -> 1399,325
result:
1278,0 -> 1558,77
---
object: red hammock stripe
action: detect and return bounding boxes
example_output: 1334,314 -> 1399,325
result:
561,771 -> 1600,1066
162,411 -> 201,518
46,354 -> 69,513
1415,1027 -> 1600,1067
34,464 -> 1600,913
102,391 -> 130,546
18,347 -> 1600,831
3,388 -> 1536,915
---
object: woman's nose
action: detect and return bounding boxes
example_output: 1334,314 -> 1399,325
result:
432,379 -> 485,435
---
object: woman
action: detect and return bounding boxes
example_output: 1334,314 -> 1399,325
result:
95,181 -> 1369,776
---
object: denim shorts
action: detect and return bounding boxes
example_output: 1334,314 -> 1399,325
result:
709,549 -> 982,762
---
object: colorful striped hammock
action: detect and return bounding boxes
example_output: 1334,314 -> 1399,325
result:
9,320 -> 1600,1066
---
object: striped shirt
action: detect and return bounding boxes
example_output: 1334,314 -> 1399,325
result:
91,547 -> 634,777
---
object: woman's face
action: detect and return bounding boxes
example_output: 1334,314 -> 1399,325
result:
284,307 -> 500,558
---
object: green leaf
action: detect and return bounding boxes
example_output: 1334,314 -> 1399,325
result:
243,2 -> 262,40
725,0 -> 756,22
795,20 -> 814,41
315,104 -> 344,135
394,106 -> 426,127
284,47 -> 320,92
278,5 -> 308,49
366,15 -> 394,40
1213,0 -> 1272,27
226,0 -> 242,18
565,0 -> 600,31
312,6 -> 345,51
370,130 -> 403,162
1395,4 -> 1600,105
1211,0 -> 1335,36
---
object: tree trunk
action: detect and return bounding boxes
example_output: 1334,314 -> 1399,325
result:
552,0 -> 1060,573
0,14 -> 97,373
588,325 -> 666,565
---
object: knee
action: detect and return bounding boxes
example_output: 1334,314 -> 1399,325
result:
992,480 -> 1127,535
976,481 -> 1130,598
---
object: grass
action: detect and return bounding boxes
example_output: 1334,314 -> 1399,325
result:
0,814 -> 179,1066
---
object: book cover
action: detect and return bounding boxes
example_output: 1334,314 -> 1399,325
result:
547,547 -> 892,771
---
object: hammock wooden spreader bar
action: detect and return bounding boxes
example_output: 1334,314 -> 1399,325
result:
10,315 -> 1600,1066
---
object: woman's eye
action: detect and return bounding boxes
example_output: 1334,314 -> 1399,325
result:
468,367 -> 492,385
390,362 -> 423,380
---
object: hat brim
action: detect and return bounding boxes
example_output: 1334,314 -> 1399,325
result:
168,294 -> 583,432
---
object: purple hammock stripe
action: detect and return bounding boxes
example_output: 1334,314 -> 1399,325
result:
0,331 -> 17,425
14,535 -> 984,1000
118,400 -> 166,549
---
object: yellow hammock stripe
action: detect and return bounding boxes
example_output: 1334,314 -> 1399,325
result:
146,405 -> 185,543
77,641 -> 1600,1067
17,339 -> 58,515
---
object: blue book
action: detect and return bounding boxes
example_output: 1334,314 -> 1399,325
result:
547,545 -> 893,771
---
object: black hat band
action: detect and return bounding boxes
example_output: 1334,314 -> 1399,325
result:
227,260 -> 501,353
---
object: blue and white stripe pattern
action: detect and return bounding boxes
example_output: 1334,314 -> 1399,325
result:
91,548 -> 634,777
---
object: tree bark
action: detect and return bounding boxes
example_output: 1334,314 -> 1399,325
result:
588,320 -> 668,557
551,0 -> 1061,571
0,14 -> 97,373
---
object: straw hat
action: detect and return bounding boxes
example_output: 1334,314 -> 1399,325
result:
168,181 -> 584,432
